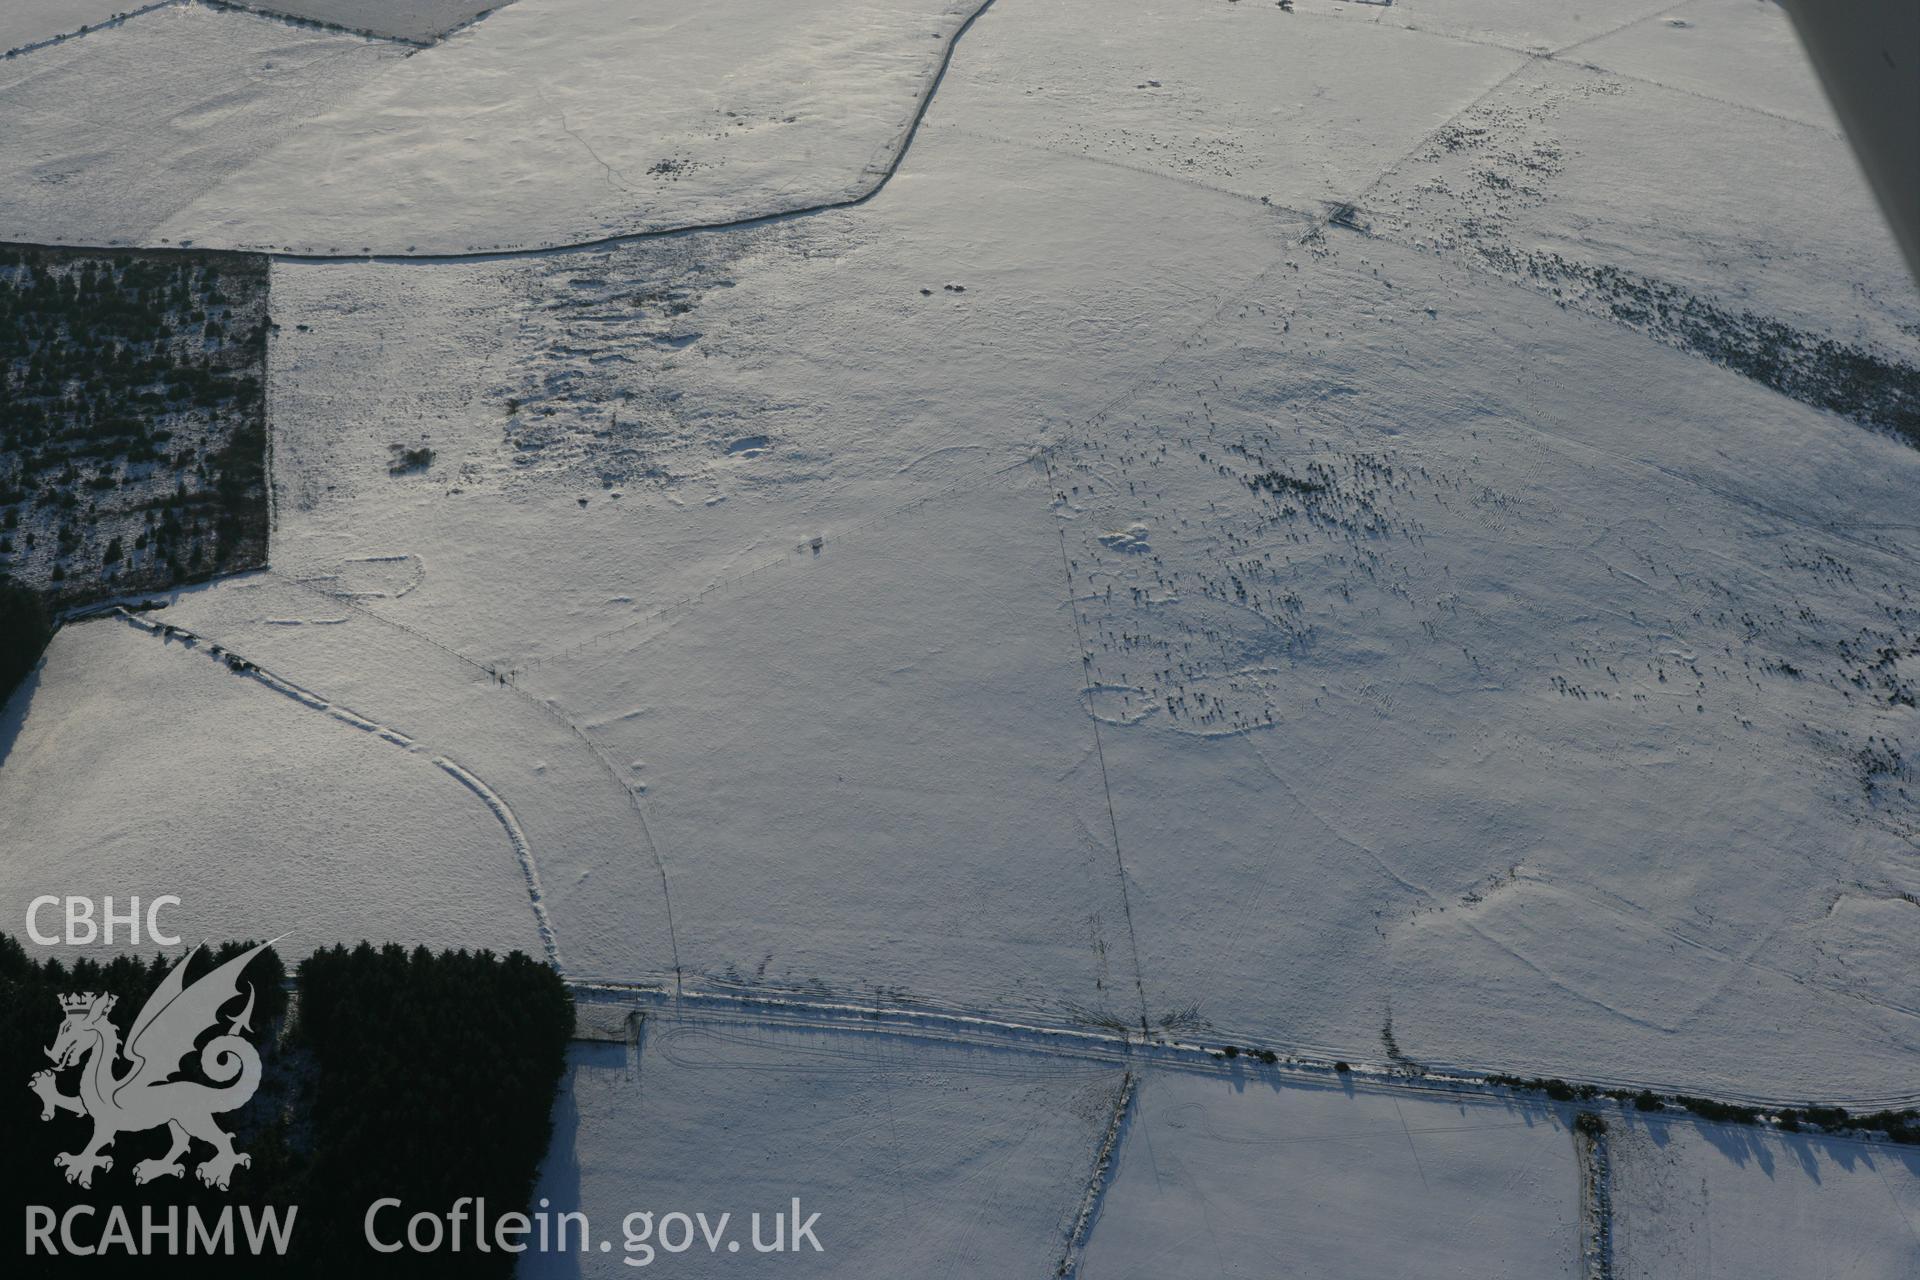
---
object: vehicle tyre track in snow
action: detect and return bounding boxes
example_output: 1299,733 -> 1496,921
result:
138,573 -> 684,981
265,568 -> 684,988
111,605 -> 563,967
542,706 -> 682,993
434,754 -> 562,969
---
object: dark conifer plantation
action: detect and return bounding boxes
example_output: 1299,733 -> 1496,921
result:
0,579 -> 51,702
0,934 -> 572,1276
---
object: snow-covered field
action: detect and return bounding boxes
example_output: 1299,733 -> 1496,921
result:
144,570 -> 680,977
239,0 -> 509,43
0,4 -> 404,247
1075,1068 -> 1582,1279
532,1004 -> 1920,1277
528,1010 -> 1127,1277
0,613 -> 542,956
1610,1114 -> 1920,1278
148,0 -> 1916,1102
3,0 -> 1918,1270
155,0 -> 986,254
1048,233 -> 1920,1098
0,1 -> 142,55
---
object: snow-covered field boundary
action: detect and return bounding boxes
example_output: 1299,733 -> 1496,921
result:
2,2 -> 174,59
3,0 -> 494,57
1054,1069 -> 1135,1280
1576,1119 -> 1614,1280
568,979 -> 1920,1117
225,0 -> 1010,264
33,0 -> 1809,265
196,0 -> 429,46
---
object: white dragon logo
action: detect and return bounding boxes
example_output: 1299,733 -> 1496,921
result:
28,940 -> 273,1191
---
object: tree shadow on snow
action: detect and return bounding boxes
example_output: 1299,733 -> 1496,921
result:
517,1043 -> 627,1280
0,655 -> 47,773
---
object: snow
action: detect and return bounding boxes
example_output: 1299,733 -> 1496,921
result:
923,0 -> 1524,219
51,0 -> 1898,1102
0,613 -> 544,959
535,473 -> 1143,1015
1610,1117 -> 1920,1278
0,1 -> 139,54
1364,51 -> 1919,362
149,571 -> 681,979
245,114 -> 1312,1017
152,0 -> 985,254
525,1008 -> 1128,1276
1382,0 -> 1681,53
3,4 -> 1919,1267
0,3 -> 404,248
239,0 -> 509,43
1076,1069 -> 1583,1279
1048,233 -> 1920,1099
1573,0 -> 1839,128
